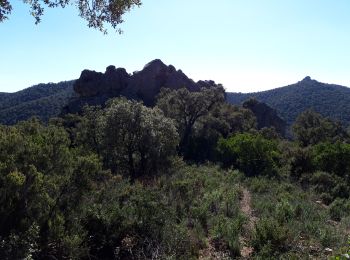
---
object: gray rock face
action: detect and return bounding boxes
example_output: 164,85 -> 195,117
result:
64,59 -> 218,113
243,98 -> 287,136
74,66 -> 130,97
124,59 -> 200,105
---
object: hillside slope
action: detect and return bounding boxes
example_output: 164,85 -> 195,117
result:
0,81 -> 74,124
227,77 -> 350,126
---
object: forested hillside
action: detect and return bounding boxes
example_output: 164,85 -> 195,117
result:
0,85 -> 349,259
0,81 -> 74,124
227,77 -> 350,126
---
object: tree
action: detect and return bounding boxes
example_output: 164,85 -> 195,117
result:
99,98 -> 178,178
0,0 -> 141,33
156,87 -> 225,157
292,109 -> 348,147
312,142 -> 350,178
185,103 -> 257,162
0,118 -> 105,258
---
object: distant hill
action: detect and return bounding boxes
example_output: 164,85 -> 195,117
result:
227,77 -> 350,126
0,81 -> 74,124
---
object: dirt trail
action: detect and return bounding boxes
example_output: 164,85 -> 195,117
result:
239,187 -> 258,258
199,187 -> 257,259
198,238 -> 230,260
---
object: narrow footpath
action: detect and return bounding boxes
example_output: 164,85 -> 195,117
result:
239,187 -> 258,258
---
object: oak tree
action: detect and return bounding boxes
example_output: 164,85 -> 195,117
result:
0,0 -> 141,33
156,87 -> 225,157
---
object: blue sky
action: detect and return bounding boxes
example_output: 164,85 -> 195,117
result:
1,0 -> 350,93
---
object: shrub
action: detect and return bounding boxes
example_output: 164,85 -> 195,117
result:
252,218 -> 290,255
310,171 -> 350,203
209,215 -> 243,256
312,142 -> 350,178
248,177 -> 272,193
275,199 -> 294,223
217,133 -> 280,177
329,199 -> 350,221
289,147 -> 314,180
252,218 -> 289,256
310,171 -> 335,193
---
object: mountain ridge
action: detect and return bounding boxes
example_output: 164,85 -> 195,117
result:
227,77 -> 350,126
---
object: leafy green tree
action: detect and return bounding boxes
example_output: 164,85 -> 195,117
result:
0,0 -> 141,33
209,102 -> 257,135
99,98 -> 178,178
289,147 -> 315,180
217,133 -> 279,176
292,110 -> 348,147
74,105 -> 105,153
259,127 -> 281,140
0,118 -> 105,259
312,142 -> 350,178
186,103 -> 256,162
156,87 -> 225,157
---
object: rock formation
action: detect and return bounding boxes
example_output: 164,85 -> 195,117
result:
74,66 -> 130,97
243,98 -> 287,136
63,59 -> 219,114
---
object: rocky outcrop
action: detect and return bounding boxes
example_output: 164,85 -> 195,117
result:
243,98 -> 287,136
120,59 -> 200,105
74,66 -> 130,97
64,59 -> 218,113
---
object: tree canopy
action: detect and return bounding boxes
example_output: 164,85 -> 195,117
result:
156,87 -> 225,156
98,98 -> 178,178
0,0 -> 141,33
292,109 -> 348,147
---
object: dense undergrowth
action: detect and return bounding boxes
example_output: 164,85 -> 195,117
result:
246,177 -> 349,259
0,86 -> 349,259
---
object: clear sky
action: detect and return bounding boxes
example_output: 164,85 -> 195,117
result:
1,0 -> 350,93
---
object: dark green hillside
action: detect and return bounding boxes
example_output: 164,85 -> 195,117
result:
227,77 -> 350,126
0,81 -> 74,124
0,93 -> 10,104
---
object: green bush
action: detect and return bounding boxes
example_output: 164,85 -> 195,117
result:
310,171 -> 335,193
329,199 -> 350,221
289,147 -> 315,180
275,199 -> 294,223
312,142 -> 350,178
252,217 -> 290,256
248,177 -> 273,193
217,133 -> 280,176
209,215 -> 244,256
309,171 -> 350,203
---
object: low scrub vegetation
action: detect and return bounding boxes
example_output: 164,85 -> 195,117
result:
0,88 -> 349,259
